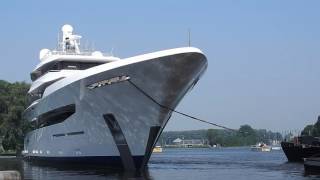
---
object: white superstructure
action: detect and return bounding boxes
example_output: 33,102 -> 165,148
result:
23,25 -> 207,170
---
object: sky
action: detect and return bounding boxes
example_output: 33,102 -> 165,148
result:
0,0 -> 320,133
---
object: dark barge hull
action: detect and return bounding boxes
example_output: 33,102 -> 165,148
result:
304,158 -> 320,173
281,142 -> 320,162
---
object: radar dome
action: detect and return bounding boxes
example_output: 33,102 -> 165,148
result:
39,49 -> 51,60
62,24 -> 73,34
92,51 -> 103,57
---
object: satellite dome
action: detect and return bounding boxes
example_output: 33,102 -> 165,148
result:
39,49 -> 51,60
62,24 -> 73,34
92,51 -> 103,57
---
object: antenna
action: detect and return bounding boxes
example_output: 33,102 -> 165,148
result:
110,47 -> 114,56
57,32 -> 60,50
188,28 -> 191,47
91,41 -> 95,51
85,40 -> 89,52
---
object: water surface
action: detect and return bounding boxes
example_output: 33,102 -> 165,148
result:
0,147 -> 319,179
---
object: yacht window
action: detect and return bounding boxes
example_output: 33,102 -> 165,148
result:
51,63 -> 59,70
29,104 -> 76,131
27,77 -> 64,105
31,61 -> 105,81
67,65 -> 78,70
60,61 -> 103,70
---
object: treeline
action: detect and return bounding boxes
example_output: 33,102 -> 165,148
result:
301,116 -> 320,136
159,125 -> 282,147
207,125 -> 282,146
0,80 -> 30,152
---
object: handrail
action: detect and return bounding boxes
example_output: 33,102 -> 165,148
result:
41,50 -> 111,60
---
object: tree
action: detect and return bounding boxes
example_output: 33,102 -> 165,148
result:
301,124 -> 314,136
0,80 -> 30,152
239,125 -> 256,137
312,116 -> 320,137
207,129 -> 219,146
238,125 -> 257,145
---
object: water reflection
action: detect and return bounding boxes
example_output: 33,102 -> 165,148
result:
25,161 -> 154,180
1,148 -> 320,180
304,170 -> 320,177
0,157 -> 23,179
0,157 -> 152,180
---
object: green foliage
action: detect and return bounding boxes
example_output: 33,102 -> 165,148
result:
239,125 -> 255,136
312,117 -> 320,137
300,116 -> 320,137
207,129 -> 219,146
301,125 -> 314,136
0,80 -> 30,152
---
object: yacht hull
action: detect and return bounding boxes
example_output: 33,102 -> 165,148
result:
23,50 -> 207,169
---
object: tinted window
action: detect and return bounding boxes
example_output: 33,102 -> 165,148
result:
31,61 -> 105,81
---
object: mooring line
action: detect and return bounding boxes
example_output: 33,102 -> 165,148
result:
128,80 -> 237,132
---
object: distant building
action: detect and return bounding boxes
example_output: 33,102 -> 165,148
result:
171,138 -> 206,147
271,139 -> 281,146
172,138 -> 183,144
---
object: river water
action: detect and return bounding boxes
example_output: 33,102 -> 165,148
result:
0,147 -> 319,180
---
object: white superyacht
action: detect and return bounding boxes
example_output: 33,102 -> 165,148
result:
22,24 -> 207,170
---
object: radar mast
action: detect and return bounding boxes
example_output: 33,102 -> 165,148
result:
61,24 -> 82,54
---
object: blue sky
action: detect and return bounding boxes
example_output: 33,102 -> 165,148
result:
1,0 -> 320,132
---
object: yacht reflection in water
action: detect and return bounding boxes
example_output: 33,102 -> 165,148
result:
0,157 -> 152,180
22,161 -> 153,180
22,160 -> 153,180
